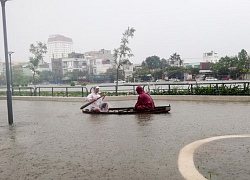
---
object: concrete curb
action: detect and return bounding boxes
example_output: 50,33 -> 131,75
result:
1,95 -> 250,102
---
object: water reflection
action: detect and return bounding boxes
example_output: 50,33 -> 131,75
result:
8,125 -> 17,141
136,114 -> 153,126
84,114 -> 108,124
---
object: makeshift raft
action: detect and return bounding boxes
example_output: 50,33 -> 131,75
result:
82,105 -> 171,115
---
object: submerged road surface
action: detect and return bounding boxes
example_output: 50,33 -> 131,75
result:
0,99 -> 250,180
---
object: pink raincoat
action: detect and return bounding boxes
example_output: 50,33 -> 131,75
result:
134,86 -> 155,110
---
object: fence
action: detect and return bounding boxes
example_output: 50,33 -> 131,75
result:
0,81 -> 249,97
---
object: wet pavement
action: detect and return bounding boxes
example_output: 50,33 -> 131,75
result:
0,99 -> 250,180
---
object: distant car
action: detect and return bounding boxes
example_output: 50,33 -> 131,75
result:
205,77 -> 218,81
169,78 -> 180,82
156,79 -> 165,82
221,77 -> 232,81
186,79 -> 196,81
114,80 -> 126,83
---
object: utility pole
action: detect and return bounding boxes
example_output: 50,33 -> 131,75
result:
1,0 -> 13,125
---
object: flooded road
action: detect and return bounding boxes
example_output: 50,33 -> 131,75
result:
0,100 -> 250,179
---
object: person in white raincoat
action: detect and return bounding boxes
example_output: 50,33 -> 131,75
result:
86,86 -> 108,112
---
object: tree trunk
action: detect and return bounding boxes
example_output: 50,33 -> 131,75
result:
115,67 -> 119,96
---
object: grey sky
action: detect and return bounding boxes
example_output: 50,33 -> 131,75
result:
0,0 -> 250,64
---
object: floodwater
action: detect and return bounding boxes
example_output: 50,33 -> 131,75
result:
0,99 -> 250,180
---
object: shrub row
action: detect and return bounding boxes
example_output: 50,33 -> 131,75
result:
0,84 -> 249,97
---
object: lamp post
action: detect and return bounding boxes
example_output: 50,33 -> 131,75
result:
8,51 -> 14,95
1,0 -> 13,125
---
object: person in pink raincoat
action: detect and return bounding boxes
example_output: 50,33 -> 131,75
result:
134,86 -> 155,111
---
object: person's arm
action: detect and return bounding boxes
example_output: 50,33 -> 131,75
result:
102,93 -> 106,100
134,96 -> 141,110
86,94 -> 95,102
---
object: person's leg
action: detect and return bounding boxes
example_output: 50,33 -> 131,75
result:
91,107 -> 101,112
100,103 -> 108,112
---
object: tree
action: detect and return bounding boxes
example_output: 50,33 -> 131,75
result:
211,56 -> 239,79
167,66 -> 185,80
142,56 -> 161,70
106,67 -> 124,83
113,27 -> 135,96
160,58 -> 167,80
238,49 -> 250,79
29,42 -> 47,86
0,73 -> 6,85
37,70 -> 53,83
133,67 -> 151,82
12,68 -> 32,86
169,53 -> 183,67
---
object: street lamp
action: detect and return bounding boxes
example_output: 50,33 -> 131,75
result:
8,51 -> 14,95
1,0 -> 13,125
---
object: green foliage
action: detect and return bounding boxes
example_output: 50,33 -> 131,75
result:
167,66 -> 185,78
70,81 -> 75,86
106,67 -> 124,82
133,67 -> 151,82
29,42 -> 47,85
211,49 -> 250,79
142,55 -> 161,69
113,27 -> 136,95
12,68 -> 32,87
169,53 -> 183,66
149,83 -> 250,96
2,83 -> 249,97
113,27 -> 135,69
37,70 -> 53,83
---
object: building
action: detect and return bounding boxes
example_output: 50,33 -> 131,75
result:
203,51 -> 219,63
51,58 -> 63,83
62,57 -> 88,75
89,58 -> 112,75
123,63 -> 134,81
183,62 -> 200,70
85,49 -> 114,64
47,34 -> 74,62
50,52 -> 88,83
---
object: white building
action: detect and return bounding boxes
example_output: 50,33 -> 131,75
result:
47,34 -> 73,62
203,51 -> 219,63
89,58 -> 112,75
62,58 -> 88,75
123,63 -> 134,80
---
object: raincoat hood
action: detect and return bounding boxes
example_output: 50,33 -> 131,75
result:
136,86 -> 144,94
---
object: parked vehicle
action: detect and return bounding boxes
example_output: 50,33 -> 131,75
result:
205,77 -> 218,81
186,79 -> 196,81
156,79 -> 165,82
169,78 -> 180,82
114,80 -> 126,83
221,77 -> 232,81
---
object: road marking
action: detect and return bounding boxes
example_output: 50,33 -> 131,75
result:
178,134 -> 250,180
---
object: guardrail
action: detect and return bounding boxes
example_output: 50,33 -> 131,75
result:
0,80 -> 249,97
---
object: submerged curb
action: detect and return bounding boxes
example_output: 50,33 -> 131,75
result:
178,135 -> 250,180
1,95 -> 250,102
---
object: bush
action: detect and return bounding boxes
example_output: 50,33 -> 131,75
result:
70,81 -> 75,86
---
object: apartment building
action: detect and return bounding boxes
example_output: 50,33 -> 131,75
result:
47,34 -> 74,62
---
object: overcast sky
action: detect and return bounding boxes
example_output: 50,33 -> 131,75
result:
0,0 -> 250,64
